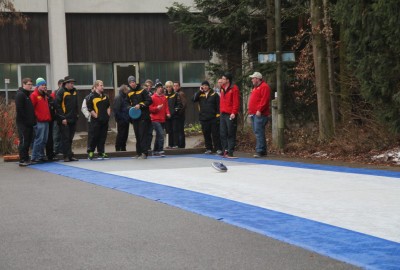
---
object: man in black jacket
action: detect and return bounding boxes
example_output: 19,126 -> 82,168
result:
55,76 -> 79,162
15,78 -> 36,166
193,81 -> 222,155
127,75 -> 152,159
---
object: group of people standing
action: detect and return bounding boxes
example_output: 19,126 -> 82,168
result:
16,76 -> 81,166
110,76 -> 187,159
15,70 -> 270,166
193,71 -> 271,159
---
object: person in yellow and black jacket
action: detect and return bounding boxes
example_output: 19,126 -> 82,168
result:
55,76 -> 79,162
127,75 -> 153,159
86,80 -> 110,160
192,81 -> 222,155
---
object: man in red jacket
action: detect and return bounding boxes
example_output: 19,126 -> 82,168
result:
150,82 -> 170,156
30,77 -> 52,162
248,72 -> 271,158
220,72 -> 240,158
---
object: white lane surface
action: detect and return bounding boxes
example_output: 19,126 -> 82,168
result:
64,157 -> 400,243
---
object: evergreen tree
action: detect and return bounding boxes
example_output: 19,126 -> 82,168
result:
335,0 -> 400,131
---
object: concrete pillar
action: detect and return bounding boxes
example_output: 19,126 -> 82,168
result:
47,0 -> 68,90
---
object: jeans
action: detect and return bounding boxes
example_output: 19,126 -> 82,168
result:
152,121 -> 165,152
32,122 -> 49,160
251,115 -> 268,154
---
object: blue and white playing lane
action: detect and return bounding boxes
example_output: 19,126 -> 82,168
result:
32,155 -> 400,270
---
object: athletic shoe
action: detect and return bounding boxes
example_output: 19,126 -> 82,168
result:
69,157 -> 79,161
253,152 -> 266,158
137,153 -> 147,159
88,152 -> 94,160
99,153 -> 110,160
131,155 -> 140,159
18,161 -> 30,167
216,150 -> 223,155
204,150 -> 212,154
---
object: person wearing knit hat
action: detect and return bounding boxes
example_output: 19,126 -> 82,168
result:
127,74 -> 153,159
36,77 -> 47,87
128,76 -> 136,84
30,77 -> 51,162
201,80 -> 210,87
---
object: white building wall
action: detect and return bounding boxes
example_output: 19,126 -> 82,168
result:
13,0 -> 196,13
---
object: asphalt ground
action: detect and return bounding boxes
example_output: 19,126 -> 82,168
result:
0,159 -> 362,270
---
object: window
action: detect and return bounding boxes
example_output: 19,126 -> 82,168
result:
68,64 -> 94,86
20,65 -> 48,86
138,61 -> 207,87
0,64 -> 18,89
180,62 -> 206,86
96,63 -> 113,87
139,62 -> 179,85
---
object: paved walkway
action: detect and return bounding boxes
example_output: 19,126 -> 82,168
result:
19,154 -> 400,270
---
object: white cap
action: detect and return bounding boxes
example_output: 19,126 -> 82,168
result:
249,72 -> 262,79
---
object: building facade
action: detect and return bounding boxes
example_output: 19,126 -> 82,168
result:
1,0 -> 209,129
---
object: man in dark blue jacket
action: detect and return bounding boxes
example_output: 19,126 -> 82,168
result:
15,78 -> 36,166
113,84 -> 130,151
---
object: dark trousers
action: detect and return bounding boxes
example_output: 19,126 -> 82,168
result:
53,121 -> 62,154
201,118 -> 221,152
60,122 -> 76,158
176,116 -> 186,148
133,119 -> 151,155
166,119 -> 175,147
46,120 -> 55,159
17,123 -> 33,162
146,121 -> 153,151
88,120 -> 109,154
115,121 -> 130,151
220,113 -> 237,155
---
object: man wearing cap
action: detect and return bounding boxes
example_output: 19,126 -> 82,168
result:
248,72 -> 271,158
220,72 -> 240,158
127,75 -> 153,159
30,78 -> 52,162
193,81 -> 222,155
55,76 -> 79,162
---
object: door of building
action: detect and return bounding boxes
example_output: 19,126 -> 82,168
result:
113,63 -> 139,91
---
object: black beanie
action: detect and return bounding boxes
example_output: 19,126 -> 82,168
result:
201,81 -> 210,87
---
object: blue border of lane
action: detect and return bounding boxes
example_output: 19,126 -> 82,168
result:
32,159 -> 400,270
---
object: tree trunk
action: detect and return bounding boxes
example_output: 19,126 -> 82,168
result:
266,0 -> 275,52
322,0 -> 337,127
310,0 -> 334,140
266,0 -> 276,89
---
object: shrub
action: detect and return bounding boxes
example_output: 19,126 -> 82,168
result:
0,98 -> 18,155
